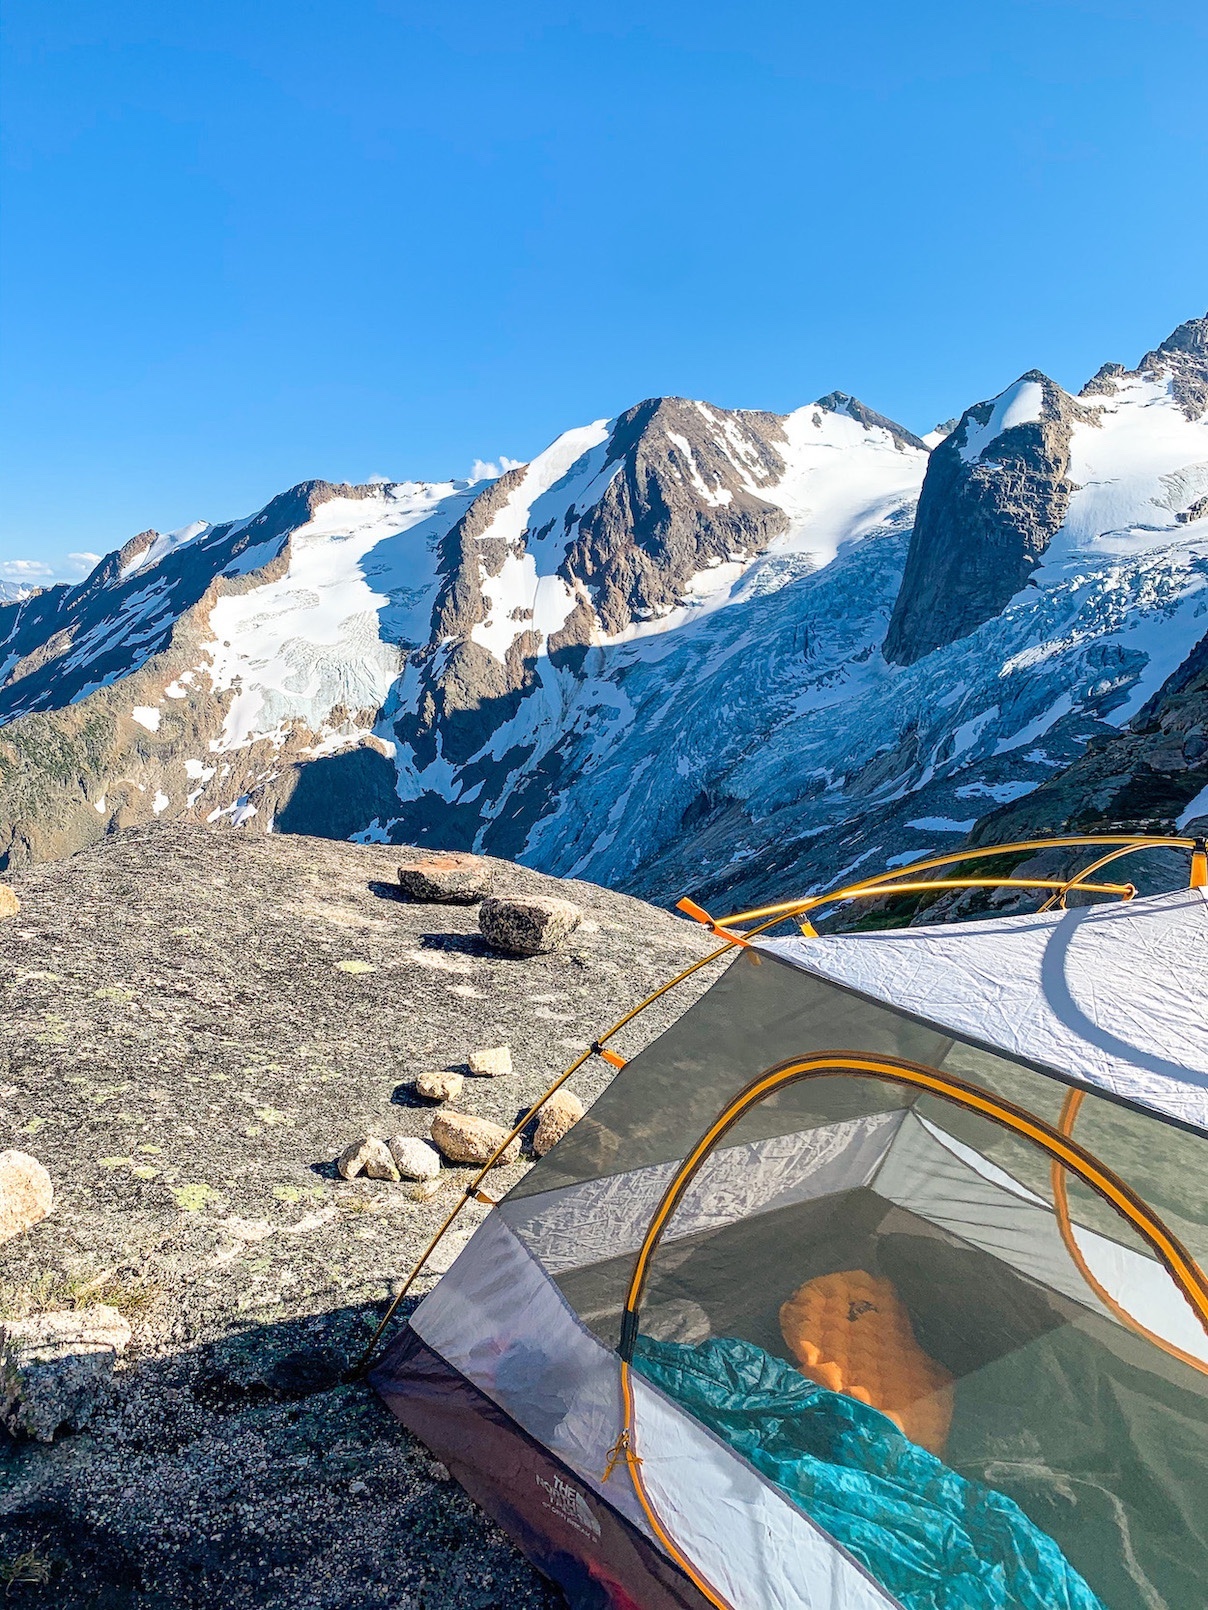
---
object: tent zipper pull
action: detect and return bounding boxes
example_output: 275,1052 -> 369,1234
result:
602,1428 -> 640,1482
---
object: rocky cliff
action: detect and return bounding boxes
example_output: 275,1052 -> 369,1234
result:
883,373 -> 1087,665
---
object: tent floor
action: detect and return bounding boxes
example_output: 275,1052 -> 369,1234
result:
554,1187 -> 1208,1610
372,1326 -> 716,1610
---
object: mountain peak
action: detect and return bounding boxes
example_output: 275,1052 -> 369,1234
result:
1080,312 -> 1208,419
814,393 -> 928,452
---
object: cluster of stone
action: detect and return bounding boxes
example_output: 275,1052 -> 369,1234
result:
395,851 -> 583,957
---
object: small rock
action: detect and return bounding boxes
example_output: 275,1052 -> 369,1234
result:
478,894 -> 582,956
414,1070 -> 464,1103
387,1136 -> 442,1180
426,1459 -> 452,1482
397,852 -> 493,905
347,1479 -> 368,1496
533,1090 -> 585,1157
467,1044 -> 512,1078
0,1151 -> 53,1243
430,1111 -> 520,1167
337,1138 -> 400,1182
0,884 -> 19,919
1,1305 -> 132,1441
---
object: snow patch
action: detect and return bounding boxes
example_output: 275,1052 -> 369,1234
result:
131,706 -> 161,732
958,380 -> 1045,463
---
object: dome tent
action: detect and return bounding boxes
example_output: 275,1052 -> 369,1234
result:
370,837 -> 1208,1610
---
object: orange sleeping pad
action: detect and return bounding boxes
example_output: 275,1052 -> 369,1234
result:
779,1269 -> 954,1455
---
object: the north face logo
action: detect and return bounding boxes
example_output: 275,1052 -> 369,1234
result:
535,1471 -> 601,1540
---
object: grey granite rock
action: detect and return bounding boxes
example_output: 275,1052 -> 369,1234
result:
1,1305 -> 132,1441
396,852 -> 493,904
0,823 -> 715,1607
478,893 -> 582,955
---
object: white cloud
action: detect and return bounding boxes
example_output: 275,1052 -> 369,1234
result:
0,558 -> 54,579
469,455 -> 524,483
0,551 -> 102,587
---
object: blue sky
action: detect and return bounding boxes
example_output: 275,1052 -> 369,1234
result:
2,0 -> 1206,582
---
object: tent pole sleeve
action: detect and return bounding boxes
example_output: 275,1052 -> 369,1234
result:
713,833 -> 1196,926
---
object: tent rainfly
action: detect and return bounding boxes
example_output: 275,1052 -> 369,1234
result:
371,838 -> 1208,1610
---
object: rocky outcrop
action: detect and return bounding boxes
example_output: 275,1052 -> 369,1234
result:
559,398 -> 791,635
884,373 -> 1082,666
814,393 -> 929,452
0,824 -> 716,1605
1,1305 -> 132,1441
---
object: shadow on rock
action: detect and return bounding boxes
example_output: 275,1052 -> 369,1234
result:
0,1301 -> 561,1610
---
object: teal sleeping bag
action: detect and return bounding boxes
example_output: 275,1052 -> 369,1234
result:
633,1335 -> 1104,1610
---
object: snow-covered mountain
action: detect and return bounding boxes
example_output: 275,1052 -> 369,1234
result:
3,315 -> 1207,910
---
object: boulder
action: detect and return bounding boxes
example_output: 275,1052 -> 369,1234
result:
1,1304 -> 132,1441
414,1070 -> 464,1103
533,1090 -> 585,1157
478,895 -> 582,957
397,852 -> 493,905
0,1151 -> 53,1243
387,1136 -> 442,1181
430,1111 -> 520,1167
337,1137 -> 400,1182
467,1044 -> 512,1078
0,884 -> 19,919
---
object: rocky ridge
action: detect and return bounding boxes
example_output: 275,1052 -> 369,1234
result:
0,824 -> 717,1607
2,316 -> 1208,919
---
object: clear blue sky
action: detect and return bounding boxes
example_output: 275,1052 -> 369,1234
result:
2,1 -> 1206,581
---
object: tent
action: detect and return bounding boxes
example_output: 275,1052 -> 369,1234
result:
371,838 -> 1208,1610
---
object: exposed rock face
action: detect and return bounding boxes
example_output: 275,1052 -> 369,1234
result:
557,398 -> 791,637
397,851 -> 493,903
532,1089 -> 584,1157
1134,313 -> 1208,419
0,1150 -> 53,1242
814,393 -> 929,452
430,1110 -> 521,1166
1,1305 -> 132,1441
0,883 -> 18,918
884,373 -> 1082,666
5,313 -> 1208,929
479,894 -> 582,955
0,825 -> 716,1606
